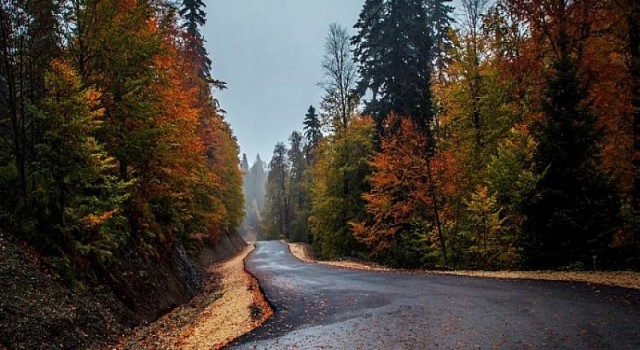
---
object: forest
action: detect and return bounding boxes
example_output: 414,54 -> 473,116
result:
262,0 -> 640,270
0,0 -> 243,289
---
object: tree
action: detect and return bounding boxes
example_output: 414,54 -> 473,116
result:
352,0 -> 434,133
179,0 -> 221,87
303,105 -> 322,159
241,154 -> 267,239
240,153 -> 250,173
524,31 -> 620,268
426,0 -> 455,77
0,0 -> 62,203
462,185 -> 509,269
320,23 -> 358,131
626,0 -> 640,213
309,116 -> 376,258
459,0 -> 491,157
31,59 -> 128,273
264,143 -> 290,239
249,154 -> 267,211
287,131 -> 308,242
484,125 -> 538,267
353,116 -> 447,267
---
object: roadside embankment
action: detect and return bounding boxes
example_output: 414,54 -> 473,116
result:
116,244 -> 272,350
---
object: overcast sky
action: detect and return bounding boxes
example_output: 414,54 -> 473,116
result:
204,1 -> 464,164
204,0 -> 361,163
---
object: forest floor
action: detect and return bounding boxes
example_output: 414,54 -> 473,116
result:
288,242 -> 640,290
0,231 -> 132,349
115,244 -> 272,350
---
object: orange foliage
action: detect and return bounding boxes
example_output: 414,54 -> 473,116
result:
504,0 -> 635,199
353,116 -> 440,255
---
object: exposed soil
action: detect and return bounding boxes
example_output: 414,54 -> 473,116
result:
0,228 -> 250,349
0,231 -> 131,349
115,244 -> 272,350
288,242 -> 640,290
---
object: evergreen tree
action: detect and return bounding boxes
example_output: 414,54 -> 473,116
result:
250,154 -> 267,211
524,33 -> 620,269
241,154 -> 267,240
179,0 -> 224,88
352,0 -> 385,110
264,143 -> 290,239
240,153 -> 250,173
352,0 -> 434,134
426,0 -> 454,76
287,131 -> 308,242
32,60 -> 129,271
303,105 -> 322,158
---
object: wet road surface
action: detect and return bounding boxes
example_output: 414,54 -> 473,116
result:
227,241 -> 640,349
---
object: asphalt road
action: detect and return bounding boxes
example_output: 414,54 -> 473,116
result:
227,241 -> 640,349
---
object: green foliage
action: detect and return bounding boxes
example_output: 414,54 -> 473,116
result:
524,42 -> 621,269
309,116 -> 376,259
353,0 -> 435,132
462,186 -> 514,269
29,60 -> 130,272
263,143 -> 290,239
0,0 -> 245,288
303,105 -> 322,155
287,131 -> 309,242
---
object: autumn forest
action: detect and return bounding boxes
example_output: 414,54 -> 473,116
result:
259,0 -> 640,271
1,0 -> 640,348
1,0 -> 638,294
1,0 -> 243,286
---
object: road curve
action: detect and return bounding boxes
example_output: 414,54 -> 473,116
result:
227,241 -> 639,349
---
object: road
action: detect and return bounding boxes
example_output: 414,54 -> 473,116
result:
227,241 -> 640,349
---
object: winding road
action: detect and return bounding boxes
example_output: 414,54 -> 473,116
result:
228,241 -> 639,349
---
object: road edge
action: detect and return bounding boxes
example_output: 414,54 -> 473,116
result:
286,242 -> 640,290
211,244 -> 274,349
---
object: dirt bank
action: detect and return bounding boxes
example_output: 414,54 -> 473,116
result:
116,244 -> 272,350
0,229 -> 249,349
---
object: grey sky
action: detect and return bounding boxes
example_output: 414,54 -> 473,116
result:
204,1 -> 466,163
204,1 -> 362,163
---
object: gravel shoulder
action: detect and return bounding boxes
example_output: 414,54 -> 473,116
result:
116,244 -> 272,349
288,242 -> 640,290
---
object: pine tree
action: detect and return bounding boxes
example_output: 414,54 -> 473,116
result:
352,0 -> 434,134
241,153 -> 250,173
303,105 -> 322,158
264,143 -> 290,239
524,32 -> 620,269
426,0 -> 454,76
179,0 -> 225,89
250,154 -> 267,211
287,131 -> 308,242
352,0 -> 385,107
